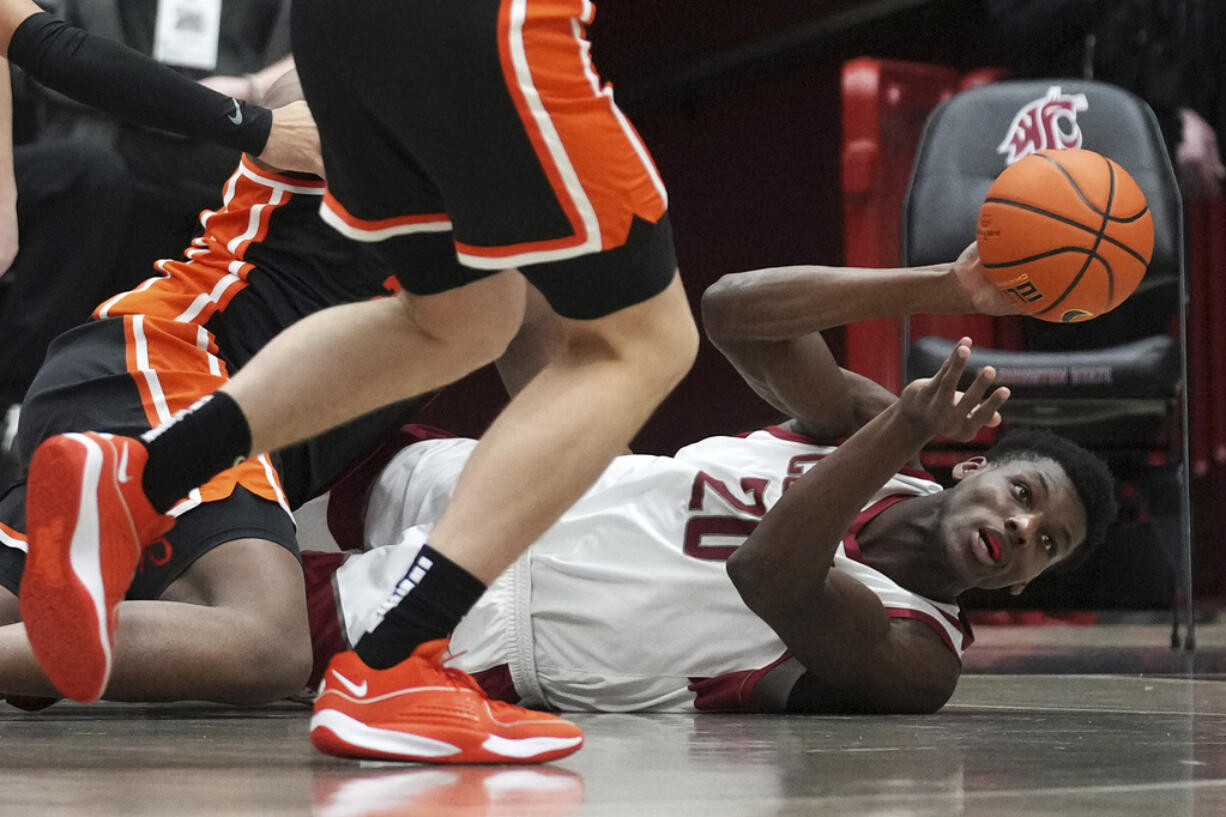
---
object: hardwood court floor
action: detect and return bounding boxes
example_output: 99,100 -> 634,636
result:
2,621 -> 1225,817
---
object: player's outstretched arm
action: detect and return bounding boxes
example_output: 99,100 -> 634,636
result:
0,2 -> 318,175
726,339 -> 1010,713
702,243 -> 1016,437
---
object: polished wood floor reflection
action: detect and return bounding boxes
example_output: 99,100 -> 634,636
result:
2,622 -> 1225,816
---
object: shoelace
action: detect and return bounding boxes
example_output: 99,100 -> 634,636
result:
437,648 -> 485,695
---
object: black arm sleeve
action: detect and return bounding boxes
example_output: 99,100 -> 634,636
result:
7,12 -> 272,154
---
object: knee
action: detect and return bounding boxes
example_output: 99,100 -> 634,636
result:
224,620 -> 314,704
400,271 -> 527,367
631,311 -> 699,398
569,275 -> 700,392
266,645 -> 315,701
644,290 -> 701,387
201,601 -> 311,701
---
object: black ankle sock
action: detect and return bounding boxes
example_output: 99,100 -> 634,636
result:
139,391 -> 252,512
355,544 -> 487,670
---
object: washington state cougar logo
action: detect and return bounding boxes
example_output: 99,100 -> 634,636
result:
997,86 -> 1088,165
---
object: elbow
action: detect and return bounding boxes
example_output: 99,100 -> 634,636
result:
700,274 -> 747,346
726,532 -> 817,625
849,679 -> 955,716
726,546 -> 777,619
891,672 -> 959,715
725,546 -> 749,590
897,684 -> 955,715
725,545 -> 754,593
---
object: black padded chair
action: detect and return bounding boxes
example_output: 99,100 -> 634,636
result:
900,80 -> 1194,647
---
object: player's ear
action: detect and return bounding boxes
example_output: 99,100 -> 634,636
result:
951,456 -> 988,481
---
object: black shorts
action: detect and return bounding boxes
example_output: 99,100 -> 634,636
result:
0,318 -> 426,599
0,483 -> 294,600
291,0 -> 678,319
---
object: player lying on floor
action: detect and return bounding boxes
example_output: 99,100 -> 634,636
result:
0,234 -> 1112,714
297,248 -> 1117,727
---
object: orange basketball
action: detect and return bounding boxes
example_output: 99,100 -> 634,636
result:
976,148 -> 1154,323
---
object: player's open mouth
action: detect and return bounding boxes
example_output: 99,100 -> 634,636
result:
978,529 -> 1003,564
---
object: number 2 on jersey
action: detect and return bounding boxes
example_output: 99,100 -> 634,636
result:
682,453 -> 824,561
682,471 -> 767,561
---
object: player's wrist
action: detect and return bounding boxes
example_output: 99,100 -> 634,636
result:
932,264 -> 969,306
888,407 -> 939,445
859,401 -> 935,466
244,73 -> 269,106
897,265 -> 973,316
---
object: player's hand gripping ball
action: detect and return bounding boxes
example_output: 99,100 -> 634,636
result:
976,148 -> 1154,323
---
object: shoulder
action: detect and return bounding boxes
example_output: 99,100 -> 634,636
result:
778,418 -> 844,446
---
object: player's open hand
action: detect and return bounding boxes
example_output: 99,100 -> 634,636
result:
259,100 -> 324,178
951,242 -> 1019,316
897,337 -> 1010,442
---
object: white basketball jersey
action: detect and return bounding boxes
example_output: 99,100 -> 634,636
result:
332,426 -> 969,713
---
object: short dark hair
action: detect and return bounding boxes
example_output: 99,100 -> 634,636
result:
984,428 -> 1118,572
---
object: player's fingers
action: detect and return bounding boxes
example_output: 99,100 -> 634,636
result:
934,338 -> 973,393
948,386 -> 1010,440
956,363 -> 996,411
966,385 -> 1011,429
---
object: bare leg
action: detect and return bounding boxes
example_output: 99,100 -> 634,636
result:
0,539 -> 312,702
431,272 -> 698,582
226,271 -> 526,455
0,587 -> 17,626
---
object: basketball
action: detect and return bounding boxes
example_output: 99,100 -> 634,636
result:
976,148 -> 1154,323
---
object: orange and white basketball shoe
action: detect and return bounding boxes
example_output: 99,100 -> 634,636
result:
20,432 -> 172,702
311,641 -> 584,764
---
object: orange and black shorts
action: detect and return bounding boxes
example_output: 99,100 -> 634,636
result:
292,0 -> 677,319
0,316 -> 425,599
0,317 -> 297,599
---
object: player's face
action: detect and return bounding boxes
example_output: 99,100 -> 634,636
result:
938,457 -> 1088,592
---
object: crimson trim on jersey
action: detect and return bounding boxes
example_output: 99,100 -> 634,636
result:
687,651 -> 791,711
304,550 -> 348,688
843,495 -> 973,655
959,609 -> 976,648
323,422 -> 453,550
753,425 -> 936,482
754,424 -> 828,445
940,608 -> 975,650
884,607 -> 962,660
470,663 -> 519,704
841,495 -> 913,561
898,464 -> 936,481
